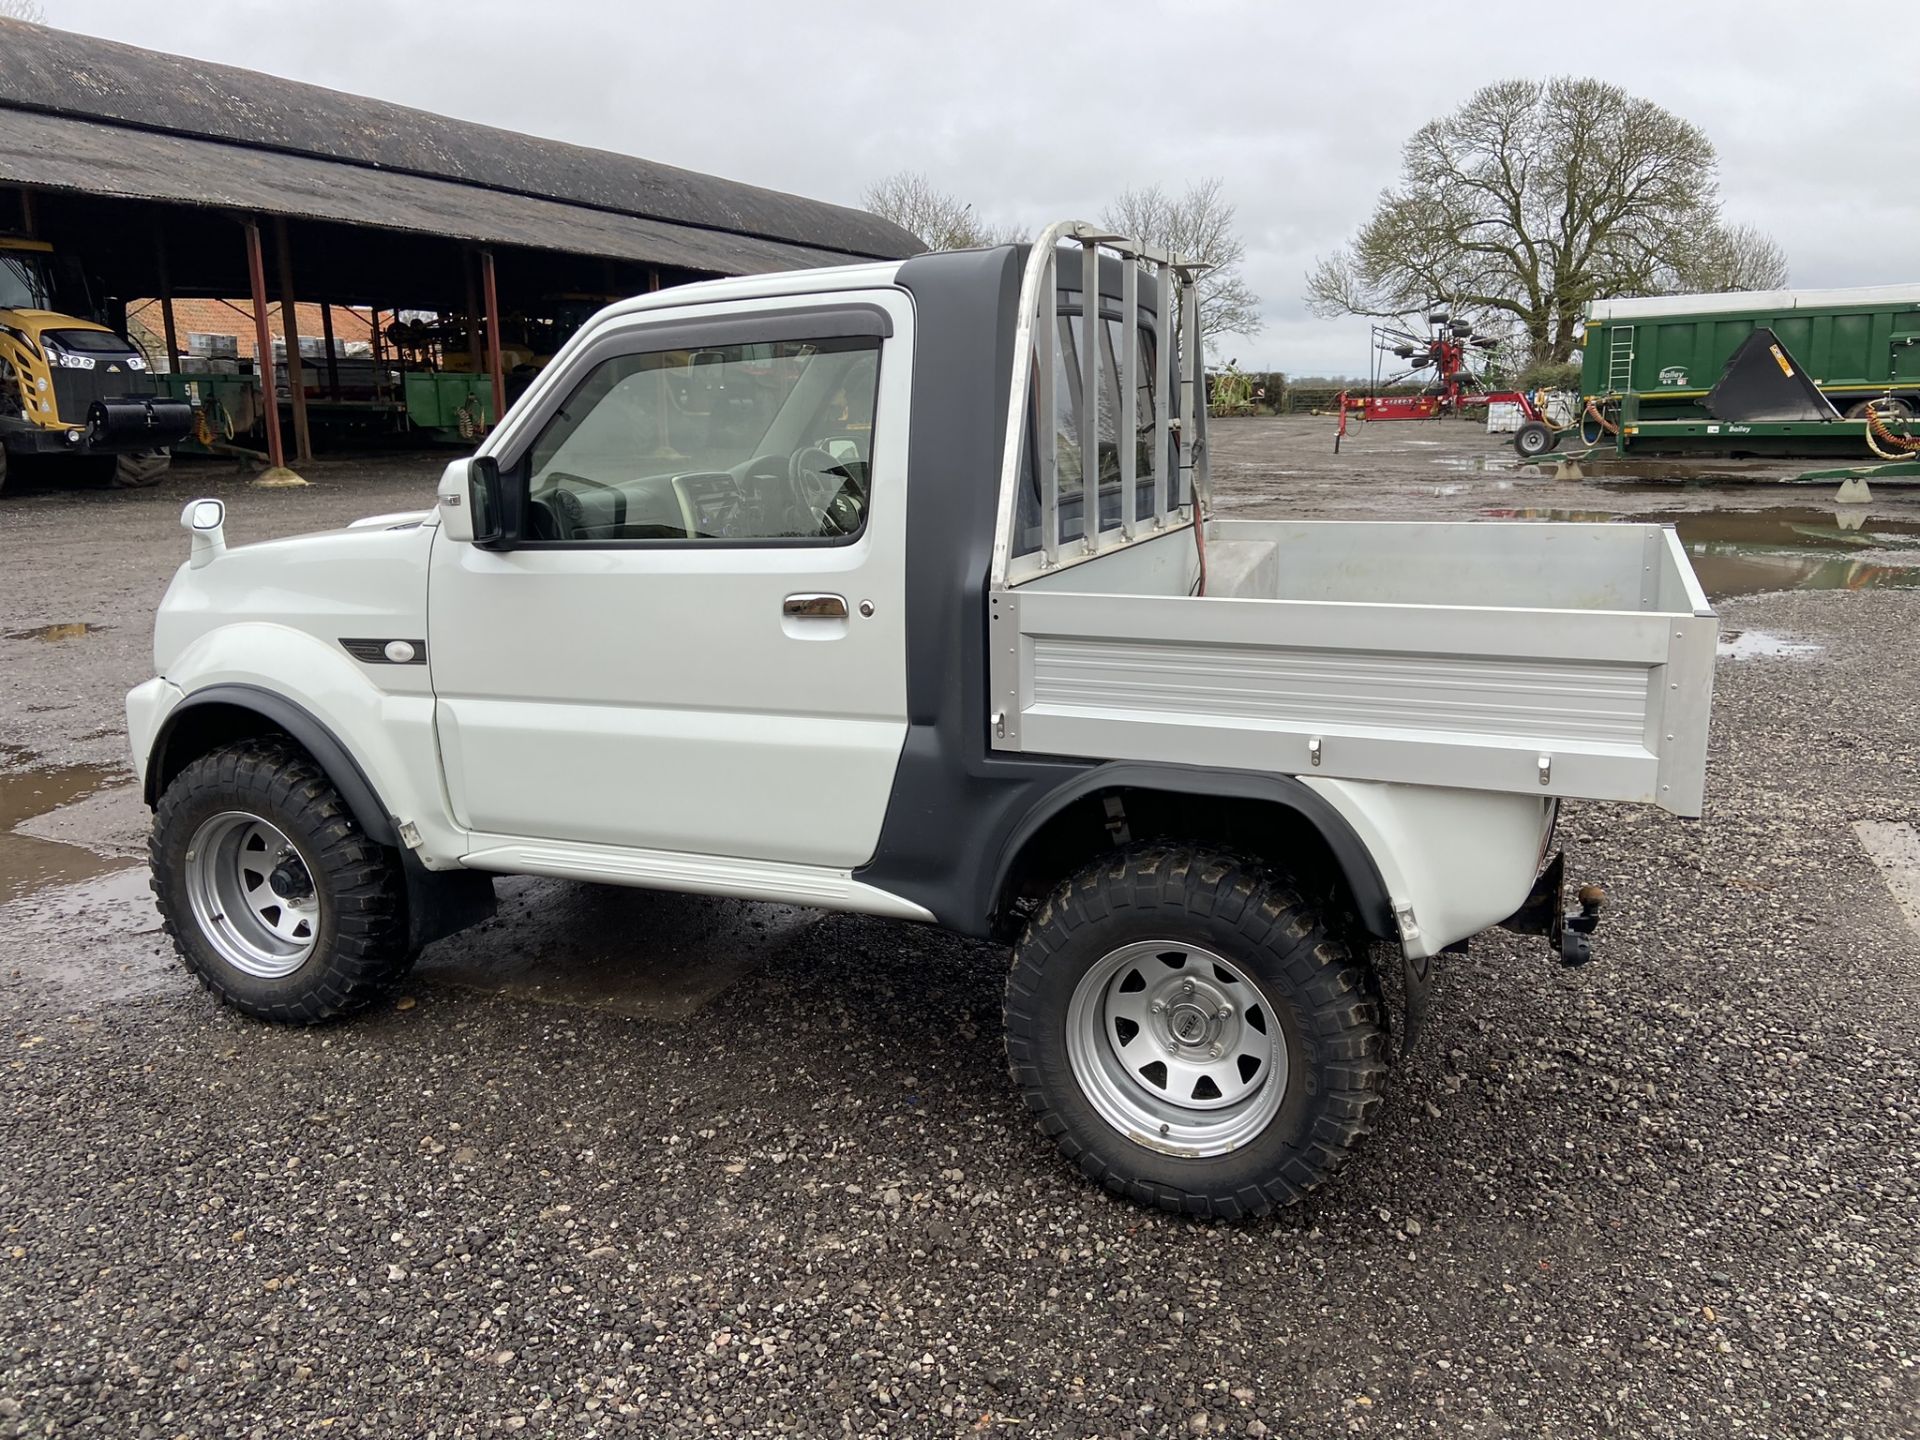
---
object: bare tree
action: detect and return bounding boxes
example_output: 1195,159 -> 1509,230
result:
1676,222 -> 1789,294
0,0 -> 47,21
1101,179 -> 1261,345
1306,78 -> 1790,363
861,171 -> 1020,253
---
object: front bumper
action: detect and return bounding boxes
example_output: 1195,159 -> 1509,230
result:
0,396 -> 192,457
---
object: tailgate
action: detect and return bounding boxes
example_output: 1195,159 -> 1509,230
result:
988,523 -> 1717,817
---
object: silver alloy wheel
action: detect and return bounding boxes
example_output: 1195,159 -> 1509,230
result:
1065,940 -> 1288,1158
183,811 -> 321,979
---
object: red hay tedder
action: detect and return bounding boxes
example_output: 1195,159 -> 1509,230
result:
1335,309 -> 1557,457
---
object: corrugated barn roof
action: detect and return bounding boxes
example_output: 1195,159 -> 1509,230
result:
0,19 -> 922,275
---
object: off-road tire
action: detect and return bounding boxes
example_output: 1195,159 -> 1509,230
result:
1005,846 -> 1387,1219
150,739 -> 412,1022
110,448 -> 172,488
0,442 -> 8,494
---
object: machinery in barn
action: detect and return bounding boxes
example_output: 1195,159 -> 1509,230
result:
0,232 -> 191,492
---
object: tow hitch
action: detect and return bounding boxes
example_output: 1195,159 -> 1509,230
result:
1500,852 -> 1606,965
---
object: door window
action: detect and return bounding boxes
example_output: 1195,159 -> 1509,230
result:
513,334 -> 881,544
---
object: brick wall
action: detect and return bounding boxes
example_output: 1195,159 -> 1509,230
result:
124,298 -> 376,368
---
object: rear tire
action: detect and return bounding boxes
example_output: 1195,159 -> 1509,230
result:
1513,420 -> 1558,457
1004,846 -> 1387,1219
111,448 -> 172,488
150,739 -> 413,1023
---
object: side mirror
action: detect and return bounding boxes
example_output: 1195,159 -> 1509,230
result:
181,497 -> 226,569
437,455 -> 505,547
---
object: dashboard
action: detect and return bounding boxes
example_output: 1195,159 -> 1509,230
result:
526,451 -> 866,544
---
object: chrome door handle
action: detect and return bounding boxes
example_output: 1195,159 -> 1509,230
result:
783,593 -> 848,619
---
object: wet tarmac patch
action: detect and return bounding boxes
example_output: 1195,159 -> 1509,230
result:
0,757 -> 128,902
1718,630 -> 1822,660
1434,452 -> 1518,474
1482,505 -> 1920,600
414,876 -> 822,1021
1852,821 -> 1920,938
4,622 -> 108,642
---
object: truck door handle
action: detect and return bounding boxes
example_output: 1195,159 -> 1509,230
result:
782,593 -> 848,620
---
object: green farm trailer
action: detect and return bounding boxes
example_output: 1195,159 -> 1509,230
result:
1582,283 -> 1920,419
1562,284 -> 1920,460
157,369 -> 497,456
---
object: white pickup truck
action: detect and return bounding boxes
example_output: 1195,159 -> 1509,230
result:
128,223 -> 1717,1218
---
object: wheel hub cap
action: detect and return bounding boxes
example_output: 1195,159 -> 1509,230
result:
1064,940 -> 1289,1158
267,855 -> 313,903
1167,1003 -> 1211,1045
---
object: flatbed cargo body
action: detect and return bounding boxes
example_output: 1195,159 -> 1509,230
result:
990,519 -> 1714,817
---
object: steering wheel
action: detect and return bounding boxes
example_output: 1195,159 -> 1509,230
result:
545,488 -> 585,540
534,469 -> 626,537
789,446 -> 864,537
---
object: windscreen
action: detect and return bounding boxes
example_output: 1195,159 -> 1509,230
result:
45,327 -> 136,355
0,252 -> 52,311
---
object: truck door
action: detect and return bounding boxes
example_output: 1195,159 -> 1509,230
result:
1893,333 -> 1920,387
426,292 -> 912,870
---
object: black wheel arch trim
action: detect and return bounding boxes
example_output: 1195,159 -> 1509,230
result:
987,762 -> 1397,942
143,682 -> 399,848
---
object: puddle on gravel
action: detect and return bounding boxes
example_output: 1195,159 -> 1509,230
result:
1435,452 -> 1519,474
4,621 -> 108,642
4,867 -> 171,1003
1480,505 -> 1920,600
1718,630 -> 1822,660
0,758 -> 126,902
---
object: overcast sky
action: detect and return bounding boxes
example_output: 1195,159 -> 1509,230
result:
36,0 -> 1920,377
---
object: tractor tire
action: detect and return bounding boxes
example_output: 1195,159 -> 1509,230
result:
1514,420 -> 1558,458
0,442 -> 8,495
110,448 -> 173,488
1004,845 -> 1388,1219
150,739 -> 413,1023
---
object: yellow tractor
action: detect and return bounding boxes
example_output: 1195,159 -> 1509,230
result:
1,236 -> 191,493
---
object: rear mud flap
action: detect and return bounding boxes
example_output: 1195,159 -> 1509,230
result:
1399,948 -> 1434,1058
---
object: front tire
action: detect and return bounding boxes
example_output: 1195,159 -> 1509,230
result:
1005,847 -> 1387,1219
111,448 -> 172,488
151,740 -> 412,1022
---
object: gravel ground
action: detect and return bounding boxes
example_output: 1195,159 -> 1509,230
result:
0,427 -> 1915,1437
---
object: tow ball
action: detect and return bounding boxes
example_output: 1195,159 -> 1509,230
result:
1499,853 -> 1605,966
1557,885 -> 1606,967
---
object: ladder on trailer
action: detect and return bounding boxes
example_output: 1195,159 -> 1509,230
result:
991,221 -> 1211,587
1606,324 -> 1636,394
